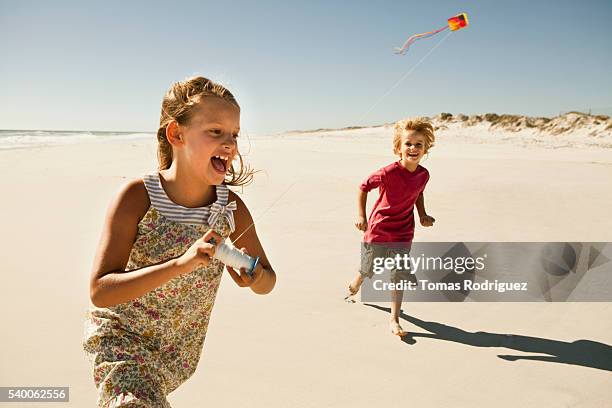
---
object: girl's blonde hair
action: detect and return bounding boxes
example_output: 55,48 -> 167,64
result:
393,118 -> 436,155
157,76 -> 254,187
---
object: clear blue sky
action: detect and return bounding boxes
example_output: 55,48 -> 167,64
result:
1,0 -> 611,134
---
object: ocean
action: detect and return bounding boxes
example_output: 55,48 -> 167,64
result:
0,129 -> 154,150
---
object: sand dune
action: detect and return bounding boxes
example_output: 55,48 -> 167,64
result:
289,112 -> 612,148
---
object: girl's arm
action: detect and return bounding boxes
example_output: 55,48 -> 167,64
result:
89,180 -> 221,307
228,191 -> 276,295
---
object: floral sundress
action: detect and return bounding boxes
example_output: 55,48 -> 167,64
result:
83,173 -> 236,407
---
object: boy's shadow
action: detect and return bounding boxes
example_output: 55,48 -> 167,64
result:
364,304 -> 612,372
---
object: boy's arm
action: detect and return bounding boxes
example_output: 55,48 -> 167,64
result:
356,189 -> 368,231
416,192 -> 435,227
358,189 -> 368,218
416,192 -> 426,217
357,168 -> 384,232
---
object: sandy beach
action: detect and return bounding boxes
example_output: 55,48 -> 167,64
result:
1,128 -> 611,407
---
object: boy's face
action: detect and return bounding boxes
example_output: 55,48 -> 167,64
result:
397,131 -> 427,164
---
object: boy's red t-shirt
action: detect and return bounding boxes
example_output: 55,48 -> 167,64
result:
360,161 -> 429,243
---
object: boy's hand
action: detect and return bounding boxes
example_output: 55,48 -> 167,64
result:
420,215 -> 435,227
355,216 -> 368,232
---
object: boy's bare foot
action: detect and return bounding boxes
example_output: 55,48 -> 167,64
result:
390,321 -> 408,337
343,283 -> 359,303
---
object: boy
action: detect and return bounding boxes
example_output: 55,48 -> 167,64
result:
345,118 -> 436,337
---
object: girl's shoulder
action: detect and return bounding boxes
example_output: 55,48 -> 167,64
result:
107,178 -> 151,229
227,189 -> 248,217
226,189 -> 254,240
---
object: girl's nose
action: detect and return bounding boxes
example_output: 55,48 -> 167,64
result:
221,133 -> 236,146
221,135 -> 236,156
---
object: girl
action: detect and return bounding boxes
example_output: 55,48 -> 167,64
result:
83,76 -> 276,407
344,118 -> 435,337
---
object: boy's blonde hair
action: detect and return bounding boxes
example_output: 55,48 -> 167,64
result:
393,118 -> 435,156
157,76 -> 254,187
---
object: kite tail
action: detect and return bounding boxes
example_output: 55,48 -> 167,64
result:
394,25 -> 448,55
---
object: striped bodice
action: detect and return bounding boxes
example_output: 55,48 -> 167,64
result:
143,173 -> 236,231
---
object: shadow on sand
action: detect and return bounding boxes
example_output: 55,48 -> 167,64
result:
364,304 -> 612,372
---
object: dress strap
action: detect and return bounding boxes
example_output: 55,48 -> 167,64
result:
207,184 -> 237,233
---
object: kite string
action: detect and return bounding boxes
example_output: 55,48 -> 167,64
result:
225,30 -> 453,245
229,181 -> 297,244
358,30 -> 452,125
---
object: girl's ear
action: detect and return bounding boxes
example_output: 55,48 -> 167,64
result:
166,120 -> 184,147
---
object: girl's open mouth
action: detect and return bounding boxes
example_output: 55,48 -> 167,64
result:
211,155 -> 229,173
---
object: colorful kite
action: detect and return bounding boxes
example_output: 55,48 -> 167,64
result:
394,13 -> 469,55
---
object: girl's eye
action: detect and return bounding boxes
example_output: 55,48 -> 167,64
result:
210,129 -> 222,135
233,133 -> 239,139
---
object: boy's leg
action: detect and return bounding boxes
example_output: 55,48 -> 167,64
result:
350,273 -> 364,293
390,288 -> 407,336
389,244 -> 412,336
344,273 -> 364,302
345,243 -> 375,301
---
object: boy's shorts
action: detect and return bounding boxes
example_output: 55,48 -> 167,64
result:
359,242 -> 417,284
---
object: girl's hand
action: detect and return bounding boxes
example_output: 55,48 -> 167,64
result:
355,216 -> 368,232
175,229 -> 223,273
226,247 -> 263,288
420,215 -> 435,227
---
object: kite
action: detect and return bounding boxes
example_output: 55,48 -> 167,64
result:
394,13 -> 469,55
